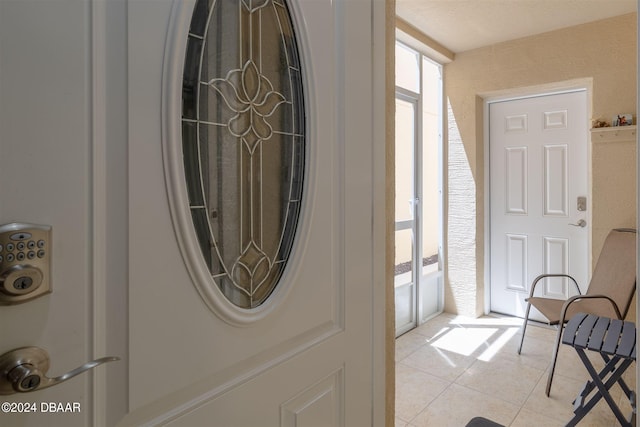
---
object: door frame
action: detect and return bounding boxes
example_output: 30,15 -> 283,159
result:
482,79 -> 594,315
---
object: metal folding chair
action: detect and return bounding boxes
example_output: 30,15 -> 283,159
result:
517,228 -> 637,396
561,312 -> 636,426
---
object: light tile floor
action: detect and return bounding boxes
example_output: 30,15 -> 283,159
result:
395,313 -> 636,427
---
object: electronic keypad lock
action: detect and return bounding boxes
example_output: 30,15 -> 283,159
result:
0,223 -> 52,304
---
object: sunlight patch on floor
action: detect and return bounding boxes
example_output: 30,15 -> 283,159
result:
425,327 -> 450,343
478,327 -> 519,361
452,315 -> 524,327
432,327 -> 499,356
427,316 -> 524,360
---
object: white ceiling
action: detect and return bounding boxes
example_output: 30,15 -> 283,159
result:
396,0 -> 637,53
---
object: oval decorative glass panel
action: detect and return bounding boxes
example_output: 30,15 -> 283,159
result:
181,0 -> 305,309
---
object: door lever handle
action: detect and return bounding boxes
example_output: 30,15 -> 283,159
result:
569,219 -> 587,228
0,346 -> 119,394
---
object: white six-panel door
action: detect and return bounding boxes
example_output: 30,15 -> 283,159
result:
490,91 -> 588,320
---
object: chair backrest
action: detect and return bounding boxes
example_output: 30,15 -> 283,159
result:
587,228 -> 637,318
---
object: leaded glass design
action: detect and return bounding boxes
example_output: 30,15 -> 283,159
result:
182,0 -> 305,309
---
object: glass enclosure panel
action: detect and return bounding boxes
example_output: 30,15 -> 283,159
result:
421,58 -> 442,277
395,282 -> 416,335
395,97 -> 416,223
420,272 -> 442,322
395,42 -> 420,93
394,228 -> 414,286
395,228 -> 415,334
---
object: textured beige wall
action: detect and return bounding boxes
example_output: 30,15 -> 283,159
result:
444,13 -> 637,316
591,132 -> 637,263
591,129 -> 637,321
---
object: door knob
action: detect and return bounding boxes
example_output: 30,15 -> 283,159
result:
0,346 -> 119,394
569,219 -> 587,228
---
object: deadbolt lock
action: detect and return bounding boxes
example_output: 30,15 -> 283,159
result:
0,223 -> 51,304
0,265 -> 43,296
577,196 -> 587,212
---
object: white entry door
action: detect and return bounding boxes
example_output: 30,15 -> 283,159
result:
489,91 -> 588,320
0,0 -> 386,426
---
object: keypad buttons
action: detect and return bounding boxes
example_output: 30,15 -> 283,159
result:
0,239 -> 47,263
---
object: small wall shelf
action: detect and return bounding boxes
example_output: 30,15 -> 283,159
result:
590,125 -> 636,143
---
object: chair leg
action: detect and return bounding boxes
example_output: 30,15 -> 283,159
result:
545,324 -> 564,397
517,302 -> 532,354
